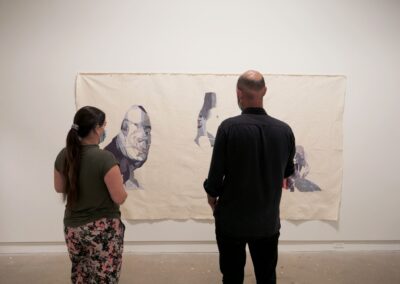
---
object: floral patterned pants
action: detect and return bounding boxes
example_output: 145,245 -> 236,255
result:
64,218 -> 125,284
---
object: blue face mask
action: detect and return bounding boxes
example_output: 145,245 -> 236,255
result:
99,129 -> 107,143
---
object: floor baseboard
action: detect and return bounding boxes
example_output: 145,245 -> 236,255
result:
1,241 -> 399,254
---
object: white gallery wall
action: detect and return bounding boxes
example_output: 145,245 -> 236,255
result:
0,0 -> 399,251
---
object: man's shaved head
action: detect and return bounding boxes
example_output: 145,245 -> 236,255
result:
237,70 -> 266,93
236,70 -> 267,109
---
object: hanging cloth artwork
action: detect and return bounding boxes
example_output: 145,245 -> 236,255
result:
76,73 -> 346,220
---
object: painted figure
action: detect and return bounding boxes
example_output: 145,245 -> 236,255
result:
195,92 -> 219,147
287,145 -> 321,192
105,105 -> 151,189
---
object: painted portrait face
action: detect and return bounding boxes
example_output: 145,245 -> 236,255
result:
294,145 -> 305,167
195,92 -> 218,147
117,105 -> 151,163
197,116 -> 206,132
206,108 -> 219,137
197,92 -> 217,130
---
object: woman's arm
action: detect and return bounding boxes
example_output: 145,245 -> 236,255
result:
104,165 -> 127,205
54,169 -> 65,193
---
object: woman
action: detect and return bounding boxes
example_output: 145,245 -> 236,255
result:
54,106 -> 127,283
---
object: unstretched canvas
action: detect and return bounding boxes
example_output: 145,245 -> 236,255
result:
76,73 -> 346,220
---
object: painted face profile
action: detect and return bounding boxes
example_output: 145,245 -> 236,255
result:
287,145 -> 321,192
294,145 -> 307,177
116,105 -> 151,166
195,92 -> 219,147
205,108 -> 219,145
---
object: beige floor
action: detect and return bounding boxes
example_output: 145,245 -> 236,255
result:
1,251 -> 399,284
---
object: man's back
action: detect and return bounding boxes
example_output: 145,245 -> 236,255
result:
205,70 -> 295,283
205,107 -> 295,238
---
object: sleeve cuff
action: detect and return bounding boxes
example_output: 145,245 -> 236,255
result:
203,179 -> 219,197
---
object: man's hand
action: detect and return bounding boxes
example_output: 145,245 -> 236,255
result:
283,178 -> 288,189
207,194 -> 218,212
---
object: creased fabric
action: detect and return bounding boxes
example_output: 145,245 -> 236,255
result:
76,73 -> 345,220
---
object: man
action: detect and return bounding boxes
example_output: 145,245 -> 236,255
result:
105,105 -> 151,189
204,70 -> 296,284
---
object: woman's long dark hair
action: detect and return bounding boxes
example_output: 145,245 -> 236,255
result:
63,106 -> 105,207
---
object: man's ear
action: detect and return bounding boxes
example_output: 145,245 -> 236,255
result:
262,86 -> 267,97
237,88 -> 244,102
236,87 -> 243,99
237,88 -> 244,108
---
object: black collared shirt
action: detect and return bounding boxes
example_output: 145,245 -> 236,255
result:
204,107 -> 295,238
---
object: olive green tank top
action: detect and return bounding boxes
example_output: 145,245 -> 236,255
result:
55,145 -> 121,227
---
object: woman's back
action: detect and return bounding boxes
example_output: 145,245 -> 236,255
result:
55,144 -> 120,227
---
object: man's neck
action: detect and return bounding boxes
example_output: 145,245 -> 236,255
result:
241,102 -> 263,110
242,97 -> 263,108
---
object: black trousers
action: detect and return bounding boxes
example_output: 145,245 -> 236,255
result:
216,232 -> 280,284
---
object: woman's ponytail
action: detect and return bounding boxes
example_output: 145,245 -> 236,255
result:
63,127 -> 81,207
62,106 -> 105,208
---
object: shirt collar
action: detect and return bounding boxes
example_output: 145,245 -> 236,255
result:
242,107 -> 267,115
